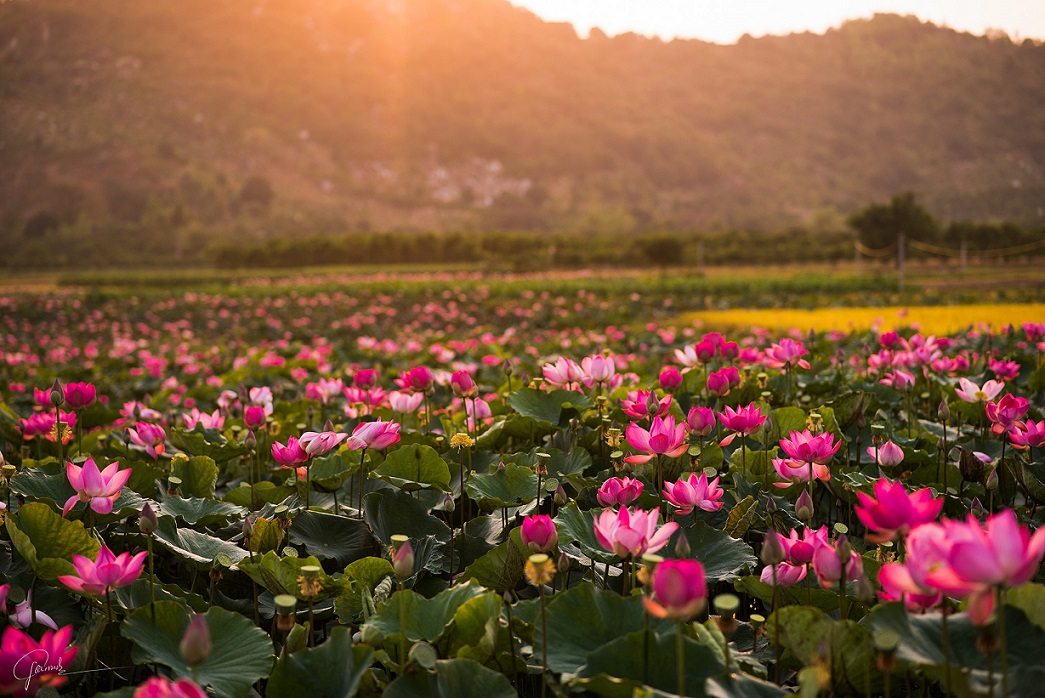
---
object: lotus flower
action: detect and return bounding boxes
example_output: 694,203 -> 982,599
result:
133,677 -> 208,698
624,415 -> 687,464
305,377 -> 344,404
643,559 -> 707,619
243,405 -> 268,431
985,393 -> 1030,435
812,535 -> 863,588
855,479 -> 943,543
58,544 -> 146,596
581,354 -> 616,387
520,514 -> 558,553
880,369 -> 915,391
127,421 -> 166,460
771,458 -> 830,487
685,407 -> 716,437
759,561 -> 807,587
395,366 -> 434,392
877,522 -> 947,612
450,370 -> 477,398
0,625 -> 78,697
662,472 -> 724,514
1010,419 -> 1045,450
619,390 -> 672,420
597,477 -> 644,508
62,381 -> 96,410
593,506 -> 678,559
62,457 -> 132,516
8,591 -> 58,631
346,420 -> 401,451
763,339 -> 810,371
271,437 -> 310,467
954,377 -> 1003,404
387,390 -> 424,414
717,404 -> 766,446
353,368 -> 379,390
658,366 -> 683,392
182,408 -> 225,430
299,430 -> 349,456
779,430 -> 841,465
866,440 -> 905,468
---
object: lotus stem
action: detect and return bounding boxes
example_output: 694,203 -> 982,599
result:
941,605 -> 952,697
676,620 -> 686,698
399,580 -> 408,671
539,580 -> 548,698
773,566 -> 781,684
148,535 -> 156,621
998,587 -> 1009,698
503,593 -> 517,686
358,448 -> 367,519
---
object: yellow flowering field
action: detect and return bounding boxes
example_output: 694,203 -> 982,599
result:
680,304 -> 1045,335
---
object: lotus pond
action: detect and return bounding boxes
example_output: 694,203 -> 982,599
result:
0,270 -> 1043,697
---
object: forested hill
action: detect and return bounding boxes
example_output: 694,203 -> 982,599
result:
1,0 -> 1042,253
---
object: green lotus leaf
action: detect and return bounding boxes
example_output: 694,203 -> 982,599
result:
236,550 -> 350,601
363,489 -> 450,544
364,581 -> 488,645
373,443 -> 451,492
6,501 -> 101,580
464,463 -> 538,509
663,520 -> 757,582
507,388 -> 592,425
170,454 -> 219,498
267,626 -> 375,698
383,657 -> 516,698
159,496 -> 245,526
168,426 -> 251,462
288,510 -> 381,567
152,515 -> 248,569
121,601 -> 272,698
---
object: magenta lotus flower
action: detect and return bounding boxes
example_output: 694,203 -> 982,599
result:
520,514 -> 558,553
58,544 -> 146,596
772,458 -> 830,487
717,404 -> 766,446
989,358 -> 1020,382
985,393 -> 1030,435
62,457 -> 132,516
354,368 -> 379,390
133,677 -> 208,698
597,476 -> 644,508
450,370 -> 477,398
128,421 -> 166,460
1010,419 -> 1045,450
880,369 -> 915,391
593,506 -> 678,559
662,472 -> 724,514
271,436 -> 310,467
395,366 -> 434,392
855,479 -> 943,543
387,390 -> 424,414
464,397 -> 492,431
763,339 -> 810,371
658,366 -> 683,392
954,377 -> 1003,403
62,381 -> 96,410
706,369 -> 732,397
346,419 -> 401,450
182,408 -> 225,430
685,407 -> 716,437
812,535 -> 863,588
643,559 -> 707,619
624,415 -> 687,465
866,440 -> 905,468
299,430 -> 349,456
243,405 -> 268,431
779,430 -> 841,466
0,625 -> 78,697
619,390 -> 672,420
877,522 -> 948,612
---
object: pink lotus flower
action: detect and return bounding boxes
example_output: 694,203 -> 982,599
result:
1022,322 -> 1045,342
395,366 -> 434,392
684,407 -> 716,437
19,411 -> 76,443
717,404 -> 766,446
387,390 -> 424,414
880,369 -> 915,391
182,408 -> 225,431
248,386 -> 274,413
759,561 -> 807,587
299,430 -> 349,456
243,405 -> 268,431
624,415 -> 687,465
619,390 -> 672,420
674,341 -> 715,370
643,559 -> 707,619
877,522 -> 947,612
779,430 -> 841,465
62,381 -> 97,410
62,457 -> 132,516
542,357 -> 583,390
520,514 -> 558,553
464,397 -> 492,431
133,677 -> 208,698
450,370 -> 477,398
763,339 -> 810,371
855,479 -> 943,543
954,377 -> 1004,403
58,544 -> 146,596
812,535 -> 863,588
866,440 -> 905,468
346,420 -> 401,451
354,368 -> 379,390
271,437 -> 311,467
658,366 -> 683,392
594,506 -> 678,559
705,368 -> 733,397
0,625 -> 78,697
128,421 -> 166,460
8,591 -> 58,631
581,354 -> 616,388
985,394 -> 1030,435
1010,419 -> 1045,450
989,358 -> 1020,382
771,458 -> 830,487
597,477 -> 644,508
662,472 -> 724,514
305,377 -> 344,404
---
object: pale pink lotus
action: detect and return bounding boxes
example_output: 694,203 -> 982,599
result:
877,522 -> 947,612
662,472 -> 724,514
772,458 -> 830,487
63,457 -> 132,516
954,377 -> 1004,404
866,440 -> 905,468
299,430 -> 349,456
346,419 -> 402,451
182,408 -> 225,431
387,390 -> 424,414
593,506 -> 678,559
624,415 -> 688,465
58,544 -> 146,596
763,338 -> 810,371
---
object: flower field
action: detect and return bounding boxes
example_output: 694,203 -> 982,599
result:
0,270 -> 1043,697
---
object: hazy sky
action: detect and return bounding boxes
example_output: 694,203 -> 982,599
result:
509,1 -> 1045,44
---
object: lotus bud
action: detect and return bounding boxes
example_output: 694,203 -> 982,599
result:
674,533 -> 691,558
502,359 -> 513,376
442,493 -> 455,513
645,391 -> 660,416
553,483 -> 567,507
140,502 -> 158,535
835,534 -> 852,562
761,530 -> 786,567
958,448 -> 984,483
180,614 -> 212,667
242,516 -> 255,539
360,624 -> 384,648
985,468 -> 998,491
795,488 -> 814,522
938,399 -> 950,422
244,429 -> 257,450
557,550 -> 571,576
765,496 -> 777,513
970,496 -> 985,518
391,535 -> 414,581
49,379 -> 64,407
856,574 -> 875,603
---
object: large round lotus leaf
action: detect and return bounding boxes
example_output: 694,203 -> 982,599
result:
170,455 -> 219,498
152,515 -> 248,568
6,501 -> 101,580
383,657 -> 516,698
465,463 -> 538,509
365,582 -> 488,644
121,601 -> 273,698
168,426 -> 251,462
266,626 -> 374,698
159,496 -> 245,526
663,521 -> 757,582
373,443 -> 451,492
363,489 -> 449,544
507,388 -> 591,425
288,510 -> 381,567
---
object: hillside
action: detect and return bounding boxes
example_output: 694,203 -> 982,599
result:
0,0 -> 1042,266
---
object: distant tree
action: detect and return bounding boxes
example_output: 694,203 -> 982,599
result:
848,192 -> 937,249
639,234 -> 685,270
238,176 -> 274,210
22,211 -> 60,239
